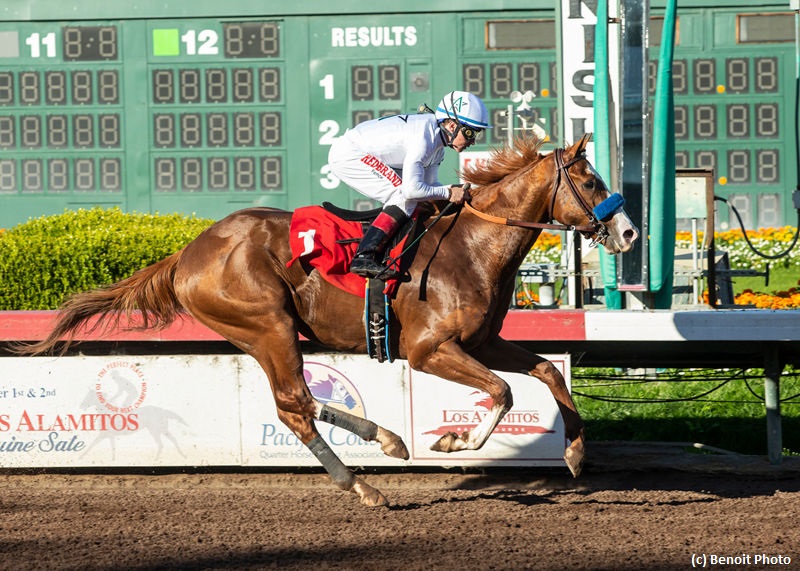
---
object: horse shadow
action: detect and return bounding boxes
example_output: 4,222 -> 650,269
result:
78,389 -> 189,462
384,462 -> 800,509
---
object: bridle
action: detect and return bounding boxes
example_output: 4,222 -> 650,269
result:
463,148 -> 618,247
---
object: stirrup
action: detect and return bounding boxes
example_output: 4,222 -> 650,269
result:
350,257 -> 400,280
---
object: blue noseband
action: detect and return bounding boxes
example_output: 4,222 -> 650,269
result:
593,193 -> 625,222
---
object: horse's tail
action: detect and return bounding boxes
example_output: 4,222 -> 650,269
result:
17,251 -> 185,356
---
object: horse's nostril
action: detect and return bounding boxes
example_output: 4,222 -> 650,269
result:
623,229 -> 637,243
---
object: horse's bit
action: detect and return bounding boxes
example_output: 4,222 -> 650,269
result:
464,149 -> 624,247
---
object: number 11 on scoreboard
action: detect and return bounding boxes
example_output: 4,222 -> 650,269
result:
25,32 -> 56,58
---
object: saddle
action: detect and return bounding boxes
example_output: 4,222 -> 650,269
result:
287,203 -> 426,363
320,201 -> 382,222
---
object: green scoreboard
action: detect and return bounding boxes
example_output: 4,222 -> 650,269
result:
653,8 -> 797,230
0,1 -> 797,231
1,25 -> 126,204
0,17 -> 293,223
0,4 -> 559,227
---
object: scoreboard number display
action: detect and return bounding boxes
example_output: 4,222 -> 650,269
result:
649,11 -> 793,229
0,19 -> 286,218
0,25 -> 124,195
62,26 -> 119,60
147,21 -> 285,199
0,5 -> 797,229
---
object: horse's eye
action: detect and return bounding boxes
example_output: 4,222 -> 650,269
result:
583,180 -> 595,191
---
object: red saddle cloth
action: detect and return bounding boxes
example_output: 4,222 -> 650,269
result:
286,206 -> 407,298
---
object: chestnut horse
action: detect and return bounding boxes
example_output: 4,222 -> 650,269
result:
22,134 -> 638,507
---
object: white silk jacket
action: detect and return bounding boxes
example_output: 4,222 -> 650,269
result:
331,113 -> 451,202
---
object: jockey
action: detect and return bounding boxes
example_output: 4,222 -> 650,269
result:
327,90 -> 491,278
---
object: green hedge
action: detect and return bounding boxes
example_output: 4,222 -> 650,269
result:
0,208 -> 214,310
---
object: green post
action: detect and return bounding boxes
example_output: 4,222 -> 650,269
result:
594,0 -> 623,309
648,0 -> 677,308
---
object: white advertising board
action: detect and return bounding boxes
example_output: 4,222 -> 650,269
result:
1,353 -> 570,469
0,356 -> 241,467
408,356 -> 569,466
240,355 -> 410,467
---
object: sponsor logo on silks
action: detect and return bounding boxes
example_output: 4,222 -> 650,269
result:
303,361 -> 366,419
361,154 -> 402,187
423,393 -> 554,436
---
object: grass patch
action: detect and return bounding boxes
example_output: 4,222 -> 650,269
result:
573,366 -> 800,455
733,265 -> 798,295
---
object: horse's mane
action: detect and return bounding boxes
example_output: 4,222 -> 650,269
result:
460,134 -> 546,187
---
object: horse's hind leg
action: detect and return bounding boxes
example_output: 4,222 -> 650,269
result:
470,337 -> 585,477
174,231 -> 403,505
275,409 -> 389,507
315,403 -> 409,460
248,327 -> 405,506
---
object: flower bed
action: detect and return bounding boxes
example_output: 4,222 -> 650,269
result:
676,226 -> 800,271
729,285 -> 800,309
521,227 -> 800,309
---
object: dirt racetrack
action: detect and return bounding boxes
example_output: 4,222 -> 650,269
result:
1,443 -> 798,571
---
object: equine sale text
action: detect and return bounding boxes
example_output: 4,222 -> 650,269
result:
0,353 -> 570,468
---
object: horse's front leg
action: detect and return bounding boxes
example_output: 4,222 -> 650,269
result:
470,336 -> 585,477
409,339 -> 513,452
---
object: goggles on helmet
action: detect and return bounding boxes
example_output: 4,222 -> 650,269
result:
459,124 -> 482,142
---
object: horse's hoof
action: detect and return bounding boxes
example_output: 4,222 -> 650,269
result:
430,432 -> 455,452
376,427 -> 410,460
352,478 -> 389,508
430,431 -> 467,453
564,440 -> 585,478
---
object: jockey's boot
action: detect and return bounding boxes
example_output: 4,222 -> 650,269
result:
350,206 -> 408,279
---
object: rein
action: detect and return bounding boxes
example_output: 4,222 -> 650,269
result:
375,201 -> 459,280
463,202 -> 592,232
463,148 -> 600,234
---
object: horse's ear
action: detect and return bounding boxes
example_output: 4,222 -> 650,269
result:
566,132 -> 593,159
